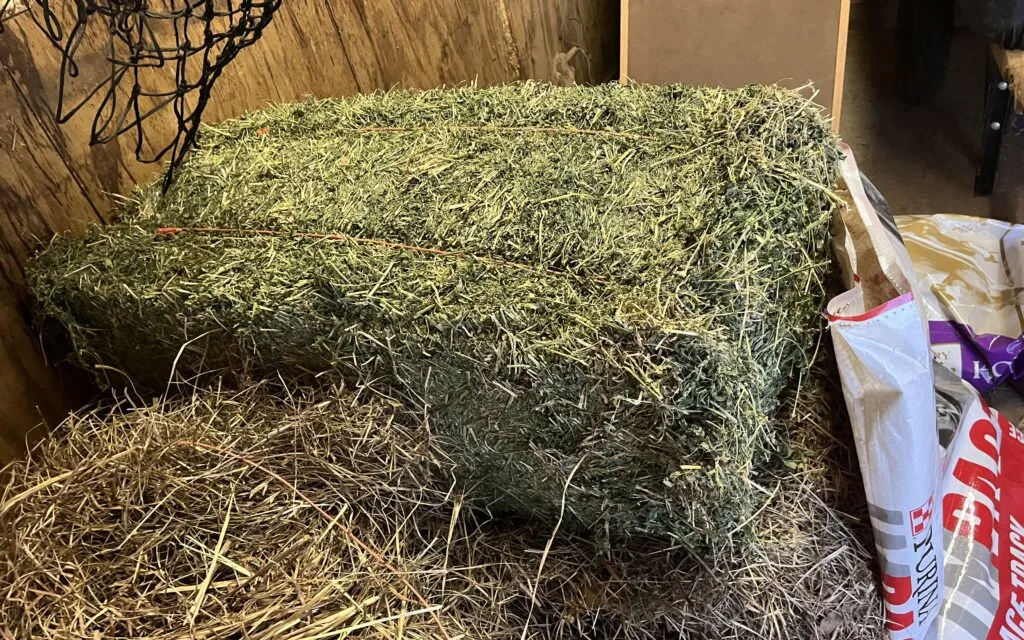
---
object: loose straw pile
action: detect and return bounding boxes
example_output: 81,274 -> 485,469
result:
1,370 -> 883,639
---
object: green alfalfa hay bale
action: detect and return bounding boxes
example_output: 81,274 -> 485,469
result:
29,82 -> 841,558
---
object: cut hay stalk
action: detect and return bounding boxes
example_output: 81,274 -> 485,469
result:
29,82 -> 841,556
0,373 -> 883,639
173,437 -> 452,638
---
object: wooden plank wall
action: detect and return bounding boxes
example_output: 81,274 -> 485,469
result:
0,0 -> 618,459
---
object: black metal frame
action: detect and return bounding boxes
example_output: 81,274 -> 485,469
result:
0,0 -> 283,190
975,49 -> 1014,195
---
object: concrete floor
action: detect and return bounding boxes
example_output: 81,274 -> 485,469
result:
841,10 -> 1024,417
840,10 -> 1024,221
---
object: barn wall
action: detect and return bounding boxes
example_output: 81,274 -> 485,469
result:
0,0 -> 618,458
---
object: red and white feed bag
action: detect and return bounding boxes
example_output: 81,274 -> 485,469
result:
829,146 -> 1024,640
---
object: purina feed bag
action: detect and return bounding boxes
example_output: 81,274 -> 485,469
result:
830,145 -> 1024,640
898,214 -> 1024,394
829,146 -> 943,639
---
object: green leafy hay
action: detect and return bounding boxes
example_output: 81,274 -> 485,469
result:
30,82 -> 841,556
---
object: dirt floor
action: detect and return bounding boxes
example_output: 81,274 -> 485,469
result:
841,5 -> 1024,221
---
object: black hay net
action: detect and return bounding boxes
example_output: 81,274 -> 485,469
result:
0,0 -> 283,188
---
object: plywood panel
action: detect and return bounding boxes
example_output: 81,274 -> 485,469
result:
832,0 -> 853,126
0,48 -> 106,300
622,0 -> 846,116
0,281 -> 75,460
4,0 -> 618,201
0,0 -> 617,460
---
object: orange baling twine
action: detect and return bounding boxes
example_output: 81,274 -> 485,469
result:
157,226 -> 594,281
347,124 -> 657,141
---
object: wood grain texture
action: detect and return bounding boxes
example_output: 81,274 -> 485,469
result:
0,0 -> 617,460
994,45 -> 1024,114
619,0 -> 629,84
622,0 -> 846,113
832,0 -> 853,131
0,281 -> 74,461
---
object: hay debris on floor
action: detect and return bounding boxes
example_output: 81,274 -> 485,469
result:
30,82 -> 841,556
0,374 -> 883,640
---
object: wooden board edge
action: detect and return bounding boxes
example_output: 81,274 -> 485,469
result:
619,0 -> 629,84
831,0 -> 852,132
992,44 -> 1024,114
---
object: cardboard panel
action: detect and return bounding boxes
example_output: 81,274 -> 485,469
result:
623,0 -> 848,116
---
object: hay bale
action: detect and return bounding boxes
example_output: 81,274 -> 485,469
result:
30,82 -> 840,555
0,377 -> 883,639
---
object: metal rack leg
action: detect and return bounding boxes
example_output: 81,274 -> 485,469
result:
975,51 -> 1013,195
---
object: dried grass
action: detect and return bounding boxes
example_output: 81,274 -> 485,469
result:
0,367 -> 883,639
30,82 -> 841,557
